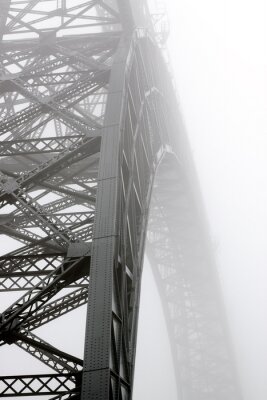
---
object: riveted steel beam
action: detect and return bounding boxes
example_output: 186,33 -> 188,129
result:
0,1 -> 242,400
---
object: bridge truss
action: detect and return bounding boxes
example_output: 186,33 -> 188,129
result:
0,0 -> 242,399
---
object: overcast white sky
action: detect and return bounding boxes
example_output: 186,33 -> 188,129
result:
134,1 -> 267,399
0,1 -> 266,399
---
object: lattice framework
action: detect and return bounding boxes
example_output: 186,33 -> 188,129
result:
0,1 -> 242,399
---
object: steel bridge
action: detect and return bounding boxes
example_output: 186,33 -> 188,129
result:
0,1 -> 242,399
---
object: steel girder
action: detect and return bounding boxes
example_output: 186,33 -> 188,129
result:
147,155 -> 242,399
0,1 -> 242,400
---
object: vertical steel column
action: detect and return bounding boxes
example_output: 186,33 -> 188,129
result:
81,37 -> 131,399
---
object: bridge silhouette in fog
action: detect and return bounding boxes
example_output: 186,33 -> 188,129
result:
0,0 -> 242,399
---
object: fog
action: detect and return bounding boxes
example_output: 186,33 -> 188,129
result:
0,1 -> 266,399
134,1 -> 267,399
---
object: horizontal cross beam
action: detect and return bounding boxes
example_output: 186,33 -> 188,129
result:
0,373 -> 81,397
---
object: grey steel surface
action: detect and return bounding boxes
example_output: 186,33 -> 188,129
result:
0,1 -> 242,399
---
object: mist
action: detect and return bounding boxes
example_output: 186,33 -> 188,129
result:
134,1 -> 267,399
0,1 -> 266,399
